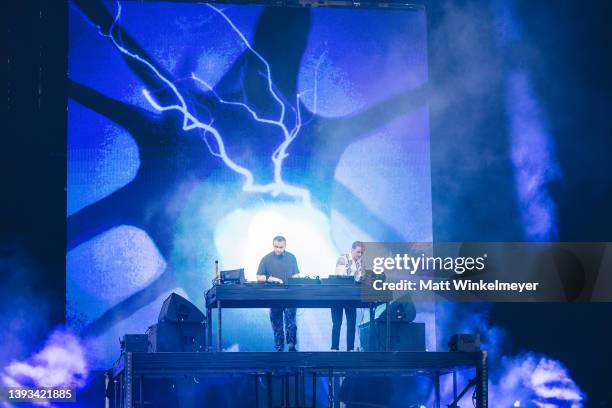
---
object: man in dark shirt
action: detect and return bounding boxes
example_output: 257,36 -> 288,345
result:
256,236 -> 300,351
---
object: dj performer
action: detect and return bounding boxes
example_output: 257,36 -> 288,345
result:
256,236 -> 300,351
330,241 -> 364,351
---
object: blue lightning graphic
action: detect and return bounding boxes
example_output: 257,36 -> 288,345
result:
104,2 -> 311,204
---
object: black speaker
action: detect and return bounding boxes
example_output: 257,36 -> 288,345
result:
158,292 -> 206,323
358,321 -> 426,351
121,334 -> 148,353
376,302 -> 417,322
147,321 -> 206,352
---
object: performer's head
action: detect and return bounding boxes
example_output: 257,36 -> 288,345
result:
351,241 -> 364,261
272,236 -> 287,256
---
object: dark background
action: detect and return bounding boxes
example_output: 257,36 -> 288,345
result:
3,0 -> 612,405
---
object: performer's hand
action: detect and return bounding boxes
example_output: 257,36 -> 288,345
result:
268,276 -> 283,284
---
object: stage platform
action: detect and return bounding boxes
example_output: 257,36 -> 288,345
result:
108,351 -> 487,408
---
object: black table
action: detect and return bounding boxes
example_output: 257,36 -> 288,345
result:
204,283 -> 393,352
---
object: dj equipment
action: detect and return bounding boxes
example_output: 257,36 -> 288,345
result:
220,268 -> 245,284
449,333 -> 481,352
120,334 -> 148,353
159,292 -> 206,323
205,283 -> 389,308
323,275 -> 356,284
287,276 -> 320,284
359,321 -> 426,351
205,283 -> 391,351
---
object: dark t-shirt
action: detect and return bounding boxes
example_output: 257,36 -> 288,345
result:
256,251 -> 300,282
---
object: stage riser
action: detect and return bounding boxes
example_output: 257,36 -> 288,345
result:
110,351 -> 487,408
114,351 -> 481,377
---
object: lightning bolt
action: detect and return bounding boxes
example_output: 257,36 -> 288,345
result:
103,1 -> 311,204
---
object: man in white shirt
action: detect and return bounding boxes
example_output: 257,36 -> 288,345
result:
330,241 -> 364,351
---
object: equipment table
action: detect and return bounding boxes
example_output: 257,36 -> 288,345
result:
204,283 -> 393,352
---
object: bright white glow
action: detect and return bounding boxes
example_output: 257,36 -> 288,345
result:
214,204 -> 339,280
514,400 -> 521,407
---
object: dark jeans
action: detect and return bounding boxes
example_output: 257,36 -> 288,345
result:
331,306 -> 356,351
270,308 -> 297,351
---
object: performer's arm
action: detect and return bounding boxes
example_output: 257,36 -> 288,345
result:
257,274 -> 282,283
291,254 -> 301,278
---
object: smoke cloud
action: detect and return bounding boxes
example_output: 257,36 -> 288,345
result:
435,303 -> 584,407
2,329 -> 88,389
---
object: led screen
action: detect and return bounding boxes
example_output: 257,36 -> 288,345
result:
67,0 -> 430,367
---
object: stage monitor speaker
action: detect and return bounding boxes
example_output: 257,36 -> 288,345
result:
158,292 -> 205,323
120,334 -> 148,353
147,322 -> 206,352
376,300 -> 417,322
358,321 -> 425,351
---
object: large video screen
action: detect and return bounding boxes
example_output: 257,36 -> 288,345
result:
67,0 -> 430,367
